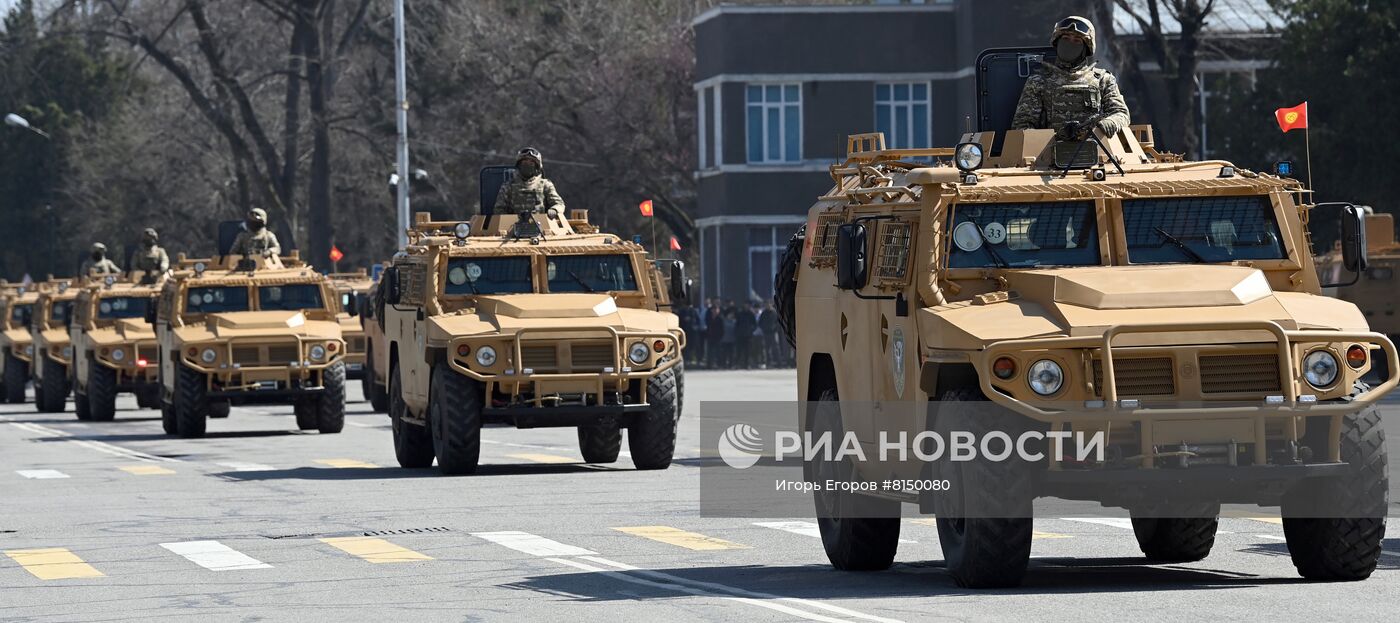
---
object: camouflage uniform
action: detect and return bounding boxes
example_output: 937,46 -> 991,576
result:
230,208 -> 282,258
493,147 -> 565,215
81,243 -> 121,277
1010,16 -> 1130,138
131,228 -> 170,276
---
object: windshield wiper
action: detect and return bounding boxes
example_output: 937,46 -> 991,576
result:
964,216 -> 1009,268
1154,227 -> 1207,263
565,270 -> 596,293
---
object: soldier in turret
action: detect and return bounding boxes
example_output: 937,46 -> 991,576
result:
80,243 -> 121,277
131,228 -> 170,283
492,147 -> 566,215
229,208 -> 282,258
1011,16 -> 1131,140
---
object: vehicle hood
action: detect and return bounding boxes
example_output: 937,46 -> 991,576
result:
182,311 -> 341,341
86,319 -> 156,348
923,265 -> 1369,350
3,328 -> 33,346
428,294 -> 679,342
36,327 -> 70,347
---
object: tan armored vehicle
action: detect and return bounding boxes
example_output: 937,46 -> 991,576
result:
359,279 -> 391,412
328,270 -> 373,383
778,51 -> 1394,589
31,281 -> 79,413
379,210 -> 689,475
0,284 -> 39,403
154,254 -> 347,437
70,277 -> 164,421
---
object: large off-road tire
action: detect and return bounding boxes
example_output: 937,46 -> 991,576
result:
428,364 -> 483,475
160,402 -> 177,435
629,365 -> 680,470
807,387 -> 901,571
87,363 -> 119,422
1131,512 -> 1220,562
578,424 -> 622,464
36,357 -> 69,413
1283,405 -> 1388,581
316,361 -> 346,434
294,401 -> 318,430
174,363 -> 208,438
933,387 -> 1036,589
136,387 -> 161,410
74,389 -> 92,421
207,401 -> 230,418
366,345 -> 390,413
360,346 -> 375,403
773,225 -> 805,348
390,363 -> 435,468
3,353 -> 27,404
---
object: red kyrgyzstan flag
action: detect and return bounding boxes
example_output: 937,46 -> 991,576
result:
329,245 -> 345,263
669,236 -> 681,251
639,199 -> 654,217
1275,102 -> 1308,133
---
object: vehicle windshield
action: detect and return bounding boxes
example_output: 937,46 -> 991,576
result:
947,201 -> 1100,268
1123,196 -> 1286,263
49,300 -> 75,325
11,303 -> 33,328
97,296 -> 152,320
546,255 -> 637,293
186,286 -> 250,314
444,257 -> 533,295
258,284 -> 326,311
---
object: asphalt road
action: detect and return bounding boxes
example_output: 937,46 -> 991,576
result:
3,369 -> 1399,622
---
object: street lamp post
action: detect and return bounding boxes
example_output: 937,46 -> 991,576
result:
5,113 -> 50,138
393,0 -> 410,250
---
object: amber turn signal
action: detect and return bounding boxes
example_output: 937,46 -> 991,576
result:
1346,344 -> 1367,369
993,357 -> 1016,379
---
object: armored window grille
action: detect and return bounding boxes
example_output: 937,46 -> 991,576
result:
810,213 -> 845,266
875,222 -> 913,281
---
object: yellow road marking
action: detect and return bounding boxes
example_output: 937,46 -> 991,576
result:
1221,510 -> 1285,524
612,526 -> 750,551
1033,531 -> 1072,539
314,459 -> 378,469
507,453 -> 575,464
319,537 -> 432,563
1245,517 -> 1284,525
4,548 -> 105,580
119,465 -> 175,476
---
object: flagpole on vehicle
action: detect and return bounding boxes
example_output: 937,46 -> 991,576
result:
1304,122 -> 1313,191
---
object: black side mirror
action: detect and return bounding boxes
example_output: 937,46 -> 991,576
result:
385,268 -> 402,305
145,305 -> 157,324
668,260 -> 692,304
836,223 -> 868,290
1320,203 -> 1368,288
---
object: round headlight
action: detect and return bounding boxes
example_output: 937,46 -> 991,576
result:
62,346 -> 73,359
200,348 -> 217,364
111,348 -> 125,362
309,345 -> 327,361
628,342 -> 650,365
475,345 -> 497,367
1304,350 -> 1339,388
25,345 -> 34,356
454,222 -> 471,239
1028,359 -> 1064,396
954,142 -> 984,172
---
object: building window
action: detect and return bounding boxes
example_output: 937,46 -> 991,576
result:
746,84 -> 801,163
875,82 -> 930,149
747,226 -> 785,300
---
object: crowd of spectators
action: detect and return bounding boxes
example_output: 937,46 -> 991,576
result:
673,298 -> 793,369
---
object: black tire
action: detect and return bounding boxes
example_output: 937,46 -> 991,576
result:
578,425 -> 622,464
36,357 -> 68,413
74,389 -> 92,421
391,363 -> 435,468
87,363 -> 118,422
174,362 -> 208,438
1283,405 -> 1388,581
294,401 -> 318,430
1131,514 -> 1219,562
3,353 -> 27,403
360,347 -> 375,403
160,401 -> 177,435
629,365 -> 679,470
933,387 -> 1036,589
365,343 -> 391,413
429,364 -> 483,475
317,361 -> 346,434
773,224 -> 805,348
807,387 -> 901,571
136,387 -> 161,410
207,401 -> 230,418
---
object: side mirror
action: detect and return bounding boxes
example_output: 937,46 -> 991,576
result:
385,267 -> 402,305
668,260 -> 692,304
145,305 -> 157,325
836,223 -> 868,290
1340,204 -> 1368,274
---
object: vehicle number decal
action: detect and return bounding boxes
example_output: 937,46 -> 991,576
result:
982,221 -> 1007,245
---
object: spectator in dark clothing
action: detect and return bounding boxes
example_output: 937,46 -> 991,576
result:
705,300 -> 724,368
676,304 -> 698,366
759,302 -> 780,367
735,302 -> 757,369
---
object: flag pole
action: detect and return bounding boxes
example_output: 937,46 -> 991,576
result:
1304,125 -> 1314,191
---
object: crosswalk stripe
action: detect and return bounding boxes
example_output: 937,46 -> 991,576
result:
314,459 -> 378,469
755,521 -> 916,544
612,526 -> 749,551
320,537 -> 432,563
216,462 -> 276,472
4,548 -> 105,580
120,465 -> 175,476
1062,517 -> 1134,530
160,541 -> 271,571
16,469 -> 69,479
473,531 -> 597,557
506,453 -> 575,464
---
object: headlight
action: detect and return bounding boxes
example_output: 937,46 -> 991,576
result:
309,345 -> 327,361
1304,350 -> 1339,388
954,142 -> 984,171
24,345 -> 33,356
475,345 -> 497,367
62,346 -> 73,359
111,348 -> 125,362
1028,359 -> 1064,396
454,222 -> 471,239
200,348 -> 217,364
628,342 -> 650,365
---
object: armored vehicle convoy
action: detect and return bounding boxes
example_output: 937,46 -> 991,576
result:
777,49 -> 1394,589
70,277 -> 164,420
379,210 -> 689,475
0,284 -> 39,403
31,282 -> 79,413
328,270 -> 373,382
154,254 -> 346,438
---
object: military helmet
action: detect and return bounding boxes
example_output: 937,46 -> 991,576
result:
91,242 -> 107,253
516,147 -> 543,170
248,207 -> 268,224
1051,15 -> 1095,55
142,228 -> 159,243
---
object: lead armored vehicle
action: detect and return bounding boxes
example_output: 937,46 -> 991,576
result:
70,277 -> 164,420
31,281 -> 79,413
778,48 -> 1395,588
0,284 -> 39,403
379,208 -> 688,475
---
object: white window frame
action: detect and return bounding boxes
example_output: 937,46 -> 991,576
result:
745,83 -> 802,164
874,81 -> 931,150
747,226 -> 784,299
